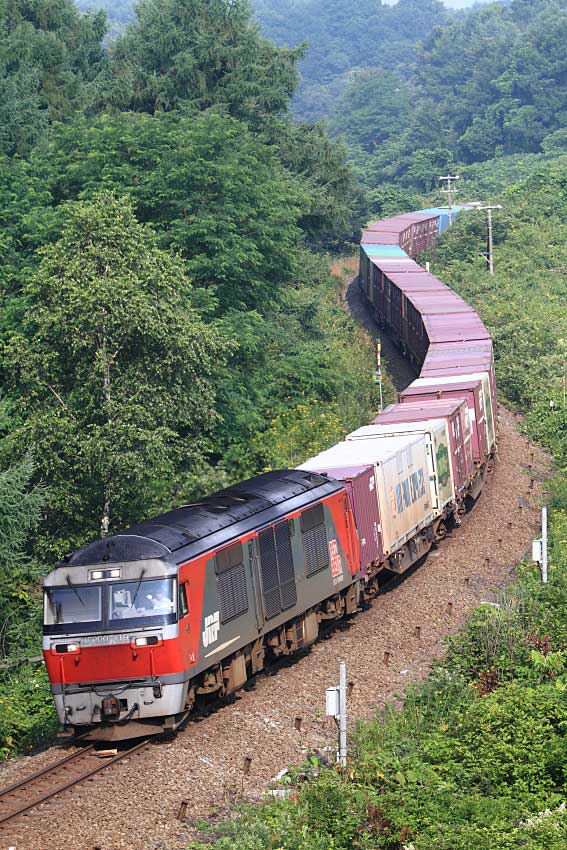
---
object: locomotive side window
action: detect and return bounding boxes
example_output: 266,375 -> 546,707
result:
215,543 -> 248,624
301,504 -> 329,578
178,583 -> 189,619
45,586 -> 101,625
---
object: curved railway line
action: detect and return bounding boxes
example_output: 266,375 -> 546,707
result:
0,739 -> 150,830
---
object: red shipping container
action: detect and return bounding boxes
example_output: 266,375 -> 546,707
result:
409,293 -> 471,313
365,221 -> 411,232
373,400 -> 474,498
426,340 -> 493,357
423,314 -> 491,344
372,258 -> 423,274
401,377 -> 489,463
362,231 -> 405,245
389,271 -> 449,292
420,360 -> 497,417
309,465 -> 383,572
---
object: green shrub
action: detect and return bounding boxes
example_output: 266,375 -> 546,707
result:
0,664 -> 58,758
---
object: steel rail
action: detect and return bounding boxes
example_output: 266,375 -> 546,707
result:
0,739 -> 149,827
0,744 -> 96,798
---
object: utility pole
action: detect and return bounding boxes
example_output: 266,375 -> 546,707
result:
477,205 -> 503,274
439,174 -> 460,223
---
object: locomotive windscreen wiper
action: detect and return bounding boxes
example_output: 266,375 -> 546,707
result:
66,575 -> 87,608
131,568 -> 146,607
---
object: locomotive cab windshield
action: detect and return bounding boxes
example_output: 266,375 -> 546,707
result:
44,575 -> 177,633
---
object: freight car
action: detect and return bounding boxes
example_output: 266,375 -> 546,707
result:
43,204 -> 496,740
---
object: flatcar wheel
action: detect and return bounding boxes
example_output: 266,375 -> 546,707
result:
434,524 -> 447,543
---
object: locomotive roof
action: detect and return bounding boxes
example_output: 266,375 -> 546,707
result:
63,470 -> 343,567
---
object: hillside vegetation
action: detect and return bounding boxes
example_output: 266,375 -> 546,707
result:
254,0 -> 449,121
332,0 -> 567,214
254,0 -> 567,215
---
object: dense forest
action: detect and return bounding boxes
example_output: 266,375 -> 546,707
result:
328,0 -> 567,216
257,0 -> 567,216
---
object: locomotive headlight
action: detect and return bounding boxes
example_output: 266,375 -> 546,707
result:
133,635 -> 160,647
89,568 -> 122,581
52,643 -> 80,654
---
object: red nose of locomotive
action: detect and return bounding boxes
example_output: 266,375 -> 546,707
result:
42,535 -> 191,740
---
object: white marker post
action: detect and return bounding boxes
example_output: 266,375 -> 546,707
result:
338,661 -> 347,767
542,505 -> 548,584
532,506 -> 549,584
326,661 -> 348,767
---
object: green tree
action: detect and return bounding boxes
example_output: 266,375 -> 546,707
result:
37,111 -> 307,312
414,0 -> 567,163
0,0 -> 106,155
273,121 -> 364,248
101,0 -> 302,131
0,458 -> 44,648
3,192 -> 226,558
328,69 -> 414,154
254,0 -> 448,122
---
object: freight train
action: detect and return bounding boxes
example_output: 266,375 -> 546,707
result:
43,206 -> 496,741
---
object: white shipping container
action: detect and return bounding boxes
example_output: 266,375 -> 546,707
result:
347,420 -> 454,515
299,435 -> 433,557
410,372 -> 495,451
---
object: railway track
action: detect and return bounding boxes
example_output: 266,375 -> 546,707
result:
0,738 -> 149,828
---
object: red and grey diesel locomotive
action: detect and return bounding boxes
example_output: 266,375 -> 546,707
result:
44,471 -> 360,740
43,205 -> 497,740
